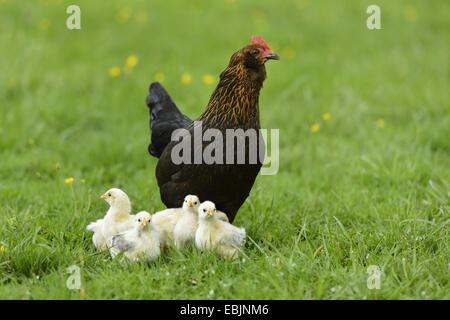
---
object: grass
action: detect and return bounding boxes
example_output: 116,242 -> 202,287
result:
0,0 -> 449,299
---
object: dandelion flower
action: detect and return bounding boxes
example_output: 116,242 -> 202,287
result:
65,177 -> 74,184
109,67 -> 121,78
126,55 -> 138,69
322,113 -> 331,120
202,74 -> 214,85
376,118 -> 386,128
155,72 -> 165,82
181,73 -> 192,85
116,6 -> 132,24
404,5 -> 419,22
311,123 -> 320,132
39,19 -> 51,30
7,78 -> 16,88
0,245 -> 5,253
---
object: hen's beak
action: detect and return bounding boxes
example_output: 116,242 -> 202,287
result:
100,194 -> 107,200
141,218 -> 148,227
264,52 -> 280,61
207,208 -> 213,216
187,200 -> 193,207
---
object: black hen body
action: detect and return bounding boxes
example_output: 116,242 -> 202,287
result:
146,40 -> 278,222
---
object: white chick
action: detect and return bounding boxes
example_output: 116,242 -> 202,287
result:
100,188 -> 134,242
152,207 -> 183,246
86,218 -> 107,251
195,201 -> 246,259
173,195 -> 201,249
108,211 -> 161,262
174,195 -> 231,249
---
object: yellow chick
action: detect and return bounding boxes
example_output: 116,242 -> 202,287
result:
173,195 -> 201,249
100,188 -> 134,242
86,218 -> 107,251
108,211 -> 161,262
195,201 -> 246,259
174,195 -> 230,249
152,207 -> 183,245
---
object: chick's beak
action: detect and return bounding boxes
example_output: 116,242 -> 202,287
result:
141,218 -> 148,227
207,208 -> 213,216
187,200 -> 193,207
100,194 -> 107,200
264,52 -> 280,61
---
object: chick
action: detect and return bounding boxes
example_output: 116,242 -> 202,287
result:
173,195 -> 201,249
108,211 -> 161,262
195,201 -> 246,259
174,195 -> 231,249
152,207 -> 183,246
86,218 -> 107,251
100,188 -> 134,242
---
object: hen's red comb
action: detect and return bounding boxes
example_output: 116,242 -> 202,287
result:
251,35 -> 271,51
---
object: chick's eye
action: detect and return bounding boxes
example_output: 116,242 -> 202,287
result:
138,219 -> 141,222
108,193 -> 111,197
203,209 -> 206,212
194,202 -> 198,205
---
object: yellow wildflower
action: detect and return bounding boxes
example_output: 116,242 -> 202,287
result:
404,6 -> 418,22
109,67 -> 121,78
116,6 -> 132,24
39,19 -> 51,30
322,113 -> 331,120
8,78 -> 16,88
0,245 -> 5,253
65,177 -> 74,184
181,73 -> 192,84
376,119 -> 386,128
202,74 -> 214,85
311,123 -> 320,132
155,72 -> 165,82
126,55 -> 138,69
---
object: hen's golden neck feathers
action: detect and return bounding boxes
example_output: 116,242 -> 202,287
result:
200,50 -> 266,129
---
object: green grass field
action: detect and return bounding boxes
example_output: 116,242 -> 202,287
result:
0,0 -> 449,299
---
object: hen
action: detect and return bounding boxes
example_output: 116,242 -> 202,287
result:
146,36 -> 279,222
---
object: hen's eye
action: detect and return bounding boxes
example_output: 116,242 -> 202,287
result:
252,49 -> 259,55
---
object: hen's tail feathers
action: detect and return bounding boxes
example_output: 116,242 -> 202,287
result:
146,82 -> 192,158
